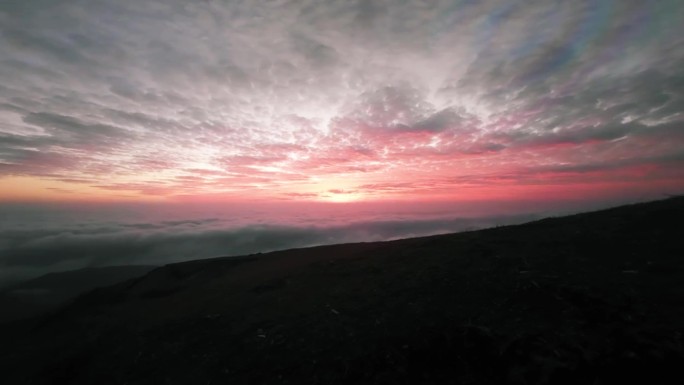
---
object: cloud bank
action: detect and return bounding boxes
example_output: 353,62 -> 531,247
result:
0,211 -> 537,287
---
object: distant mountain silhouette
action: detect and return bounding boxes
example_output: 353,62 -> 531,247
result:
1,197 -> 683,384
0,265 -> 157,323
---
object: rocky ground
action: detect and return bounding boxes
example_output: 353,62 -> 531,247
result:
1,197 -> 683,384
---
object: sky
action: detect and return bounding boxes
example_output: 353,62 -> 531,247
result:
0,1 -> 683,284
0,0 -> 682,204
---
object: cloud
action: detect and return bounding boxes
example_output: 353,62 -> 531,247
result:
22,112 -> 132,143
0,211 -> 537,286
0,0 -> 682,199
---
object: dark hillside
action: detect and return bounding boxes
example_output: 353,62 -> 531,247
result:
1,197 -> 683,385
0,265 -> 157,323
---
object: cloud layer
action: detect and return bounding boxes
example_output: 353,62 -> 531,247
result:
0,0 -> 683,201
0,206 -> 538,287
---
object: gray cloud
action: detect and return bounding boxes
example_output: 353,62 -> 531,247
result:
22,112 -> 132,143
0,213 -> 536,286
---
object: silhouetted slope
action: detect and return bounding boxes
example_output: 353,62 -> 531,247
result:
0,265 -> 157,323
1,197 -> 683,385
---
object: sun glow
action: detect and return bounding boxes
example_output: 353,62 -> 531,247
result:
320,191 -> 365,203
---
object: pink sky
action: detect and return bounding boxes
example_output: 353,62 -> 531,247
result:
1,0 -> 683,206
